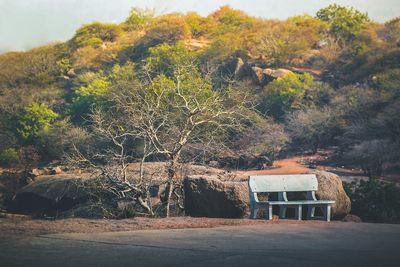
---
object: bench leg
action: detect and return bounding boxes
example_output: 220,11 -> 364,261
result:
294,205 -> 302,220
266,205 -> 273,220
250,207 -> 258,219
324,205 -> 331,222
307,205 -> 316,220
279,206 -> 287,219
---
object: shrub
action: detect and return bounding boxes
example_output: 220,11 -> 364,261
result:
261,73 -> 314,120
71,22 -> 122,48
185,12 -> 215,37
147,42 -> 193,76
317,4 -> 370,44
124,7 -> 155,31
118,207 -> 136,219
286,107 -> 340,152
131,14 -> 191,59
344,139 -> 398,177
0,148 -> 19,167
18,146 -> 41,167
17,102 -> 59,143
345,178 -> 400,223
210,5 -> 255,34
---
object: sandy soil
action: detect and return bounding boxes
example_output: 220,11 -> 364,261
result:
0,215 -> 325,241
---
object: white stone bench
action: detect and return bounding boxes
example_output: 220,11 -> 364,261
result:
248,174 -> 335,221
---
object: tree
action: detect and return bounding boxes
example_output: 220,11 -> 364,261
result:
210,5 -> 255,34
185,12 -> 215,37
254,17 -> 326,66
17,102 -> 58,143
71,75 -> 110,119
76,62 -> 247,217
146,42 -> 192,76
286,107 -> 339,152
316,4 -> 370,45
124,7 -> 155,31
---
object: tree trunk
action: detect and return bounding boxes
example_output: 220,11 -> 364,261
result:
165,157 -> 178,217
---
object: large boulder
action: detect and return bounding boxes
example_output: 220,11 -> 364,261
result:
308,170 -> 351,219
184,175 -> 249,218
251,67 -> 293,85
263,68 -> 293,81
12,175 -> 86,214
184,171 -> 351,220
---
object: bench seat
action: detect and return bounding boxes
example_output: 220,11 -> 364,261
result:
255,200 -> 335,205
248,174 -> 335,221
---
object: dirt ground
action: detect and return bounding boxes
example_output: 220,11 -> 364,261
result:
0,215 -> 326,242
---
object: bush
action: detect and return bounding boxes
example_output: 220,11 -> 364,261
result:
286,107 -> 340,152
261,73 -> 314,120
344,139 -> 398,177
0,148 -> 19,167
147,42 -> 193,76
124,7 -> 155,31
130,14 -> 191,59
345,178 -> 400,223
71,22 -> 122,48
17,102 -> 58,143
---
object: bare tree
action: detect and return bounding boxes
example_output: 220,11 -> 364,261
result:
103,63 -> 247,217
67,62 -> 248,217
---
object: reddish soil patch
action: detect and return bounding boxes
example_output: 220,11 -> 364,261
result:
243,156 -> 311,176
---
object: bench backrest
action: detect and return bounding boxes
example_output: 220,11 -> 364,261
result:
248,174 -> 318,193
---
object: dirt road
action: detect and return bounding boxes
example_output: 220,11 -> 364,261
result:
1,222 -> 399,267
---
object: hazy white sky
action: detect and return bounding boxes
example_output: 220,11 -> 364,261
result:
0,0 -> 399,53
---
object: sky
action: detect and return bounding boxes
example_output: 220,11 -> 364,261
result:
0,0 -> 399,53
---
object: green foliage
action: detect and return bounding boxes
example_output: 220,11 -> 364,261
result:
262,73 -> 314,120
371,68 -> 400,93
56,58 -> 72,75
17,102 -> 58,143
72,22 -> 122,48
346,178 -> 400,223
0,5 -> 399,176
38,119 -> 90,160
210,6 -> 255,34
131,14 -> 191,59
317,4 -> 370,44
185,12 -> 215,37
253,17 -> 326,66
147,42 -> 193,76
200,33 -> 244,64
124,7 -> 155,31
71,74 -> 111,120
118,207 -> 136,219
0,148 -> 19,167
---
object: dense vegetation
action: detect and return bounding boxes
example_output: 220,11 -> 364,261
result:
0,5 -> 399,219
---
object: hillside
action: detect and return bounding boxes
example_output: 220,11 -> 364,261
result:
0,5 -> 399,222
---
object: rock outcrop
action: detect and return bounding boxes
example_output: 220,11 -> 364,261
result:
251,66 -> 265,84
251,66 -> 293,85
184,175 -> 249,218
184,170 -> 351,219
263,68 -> 293,80
12,175 -> 86,214
308,170 -> 351,219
